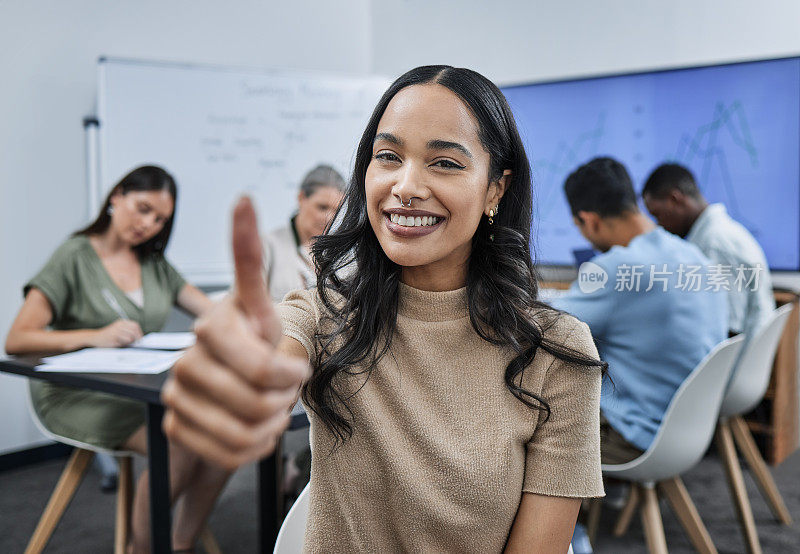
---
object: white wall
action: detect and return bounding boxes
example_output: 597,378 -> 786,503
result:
0,0 -> 371,455
369,0 -> 800,84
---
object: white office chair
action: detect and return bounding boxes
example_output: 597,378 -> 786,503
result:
273,482 -> 310,553
25,397 -> 137,554
600,335 -> 745,554
274,484 -> 575,554
714,304 -> 793,554
25,395 -> 222,554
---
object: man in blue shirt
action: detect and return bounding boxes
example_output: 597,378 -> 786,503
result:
551,157 -> 728,463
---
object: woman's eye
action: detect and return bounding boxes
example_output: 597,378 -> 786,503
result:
138,205 -> 150,215
374,152 -> 400,163
433,159 -> 466,170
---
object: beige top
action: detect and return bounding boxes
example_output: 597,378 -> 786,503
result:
278,283 -> 603,553
263,223 -> 315,303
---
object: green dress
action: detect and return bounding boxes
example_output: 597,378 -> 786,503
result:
26,235 -> 186,449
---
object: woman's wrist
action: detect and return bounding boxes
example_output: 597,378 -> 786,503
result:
76,329 -> 101,350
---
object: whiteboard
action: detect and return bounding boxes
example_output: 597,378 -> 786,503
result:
97,58 -> 390,285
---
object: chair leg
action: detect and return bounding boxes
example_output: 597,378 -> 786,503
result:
613,484 -> 640,537
640,485 -> 668,554
730,416 -> 793,525
659,476 -> 717,554
25,448 -> 95,554
115,456 -> 134,554
586,497 -> 602,545
200,527 -> 223,554
716,421 -> 762,554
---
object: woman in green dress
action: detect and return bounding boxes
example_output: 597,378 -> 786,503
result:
6,165 -> 229,553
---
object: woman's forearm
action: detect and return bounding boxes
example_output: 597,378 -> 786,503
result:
5,328 -> 98,355
177,284 -> 214,318
504,493 -> 580,553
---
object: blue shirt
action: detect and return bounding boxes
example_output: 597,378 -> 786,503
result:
551,228 -> 728,451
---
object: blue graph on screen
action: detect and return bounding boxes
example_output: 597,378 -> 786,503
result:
673,101 -> 758,231
503,57 -> 800,270
534,113 -> 606,221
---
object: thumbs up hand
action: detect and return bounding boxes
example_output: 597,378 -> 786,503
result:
162,197 -> 310,470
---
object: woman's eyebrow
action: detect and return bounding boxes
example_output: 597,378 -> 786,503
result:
373,133 -> 472,160
427,139 -> 472,159
374,132 -> 402,145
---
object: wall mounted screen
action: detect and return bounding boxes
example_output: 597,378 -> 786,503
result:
503,57 -> 800,270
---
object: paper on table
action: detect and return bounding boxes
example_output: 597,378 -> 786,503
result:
37,348 -> 183,374
130,332 -> 196,350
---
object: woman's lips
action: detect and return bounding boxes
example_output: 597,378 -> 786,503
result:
384,213 -> 443,237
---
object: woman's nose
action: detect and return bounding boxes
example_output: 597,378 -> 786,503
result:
391,163 -> 428,203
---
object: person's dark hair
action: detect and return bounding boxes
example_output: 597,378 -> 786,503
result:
564,157 -> 638,218
299,164 -> 346,197
304,65 -> 607,444
642,163 -> 702,200
75,165 -> 177,258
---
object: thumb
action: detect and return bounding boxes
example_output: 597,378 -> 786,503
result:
231,196 -> 281,344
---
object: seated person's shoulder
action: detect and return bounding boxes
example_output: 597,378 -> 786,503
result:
261,225 -> 294,259
55,235 -> 91,257
698,228 -> 760,265
37,235 -> 91,271
263,224 -> 292,241
667,232 -> 710,262
587,242 -> 636,270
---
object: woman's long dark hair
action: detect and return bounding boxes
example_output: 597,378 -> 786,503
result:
304,65 -> 607,443
75,165 -> 177,258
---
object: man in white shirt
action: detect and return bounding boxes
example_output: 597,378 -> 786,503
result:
642,163 -> 774,336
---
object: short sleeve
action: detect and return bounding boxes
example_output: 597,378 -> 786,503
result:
24,242 -> 76,321
277,288 -> 321,362
523,319 -> 604,498
156,257 -> 187,303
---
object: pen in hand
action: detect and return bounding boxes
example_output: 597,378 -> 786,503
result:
97,289 -> 143,347
102,288 -> 129,321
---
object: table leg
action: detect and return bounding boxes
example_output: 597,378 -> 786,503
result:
259,438 -> 283,552
146,403 -> 172,554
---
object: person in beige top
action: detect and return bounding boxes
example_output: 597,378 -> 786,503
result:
162,66 -> 606,553
262,165 -> 346,302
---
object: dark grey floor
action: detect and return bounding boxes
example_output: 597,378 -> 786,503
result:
1,447 -> 798,553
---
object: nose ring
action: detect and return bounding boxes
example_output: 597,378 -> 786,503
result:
400,198 -> 412,208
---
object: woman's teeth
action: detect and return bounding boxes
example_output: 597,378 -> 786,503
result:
389,214 -> 440,227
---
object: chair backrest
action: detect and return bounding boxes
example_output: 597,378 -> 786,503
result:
274,484 -> 575,553
274,483 -> 311,553
602,335 -> 744,483
26,388 -> 133,456
719,304 -> 793,418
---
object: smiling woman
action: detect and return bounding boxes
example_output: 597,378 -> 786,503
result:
162,66 -> 607,553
